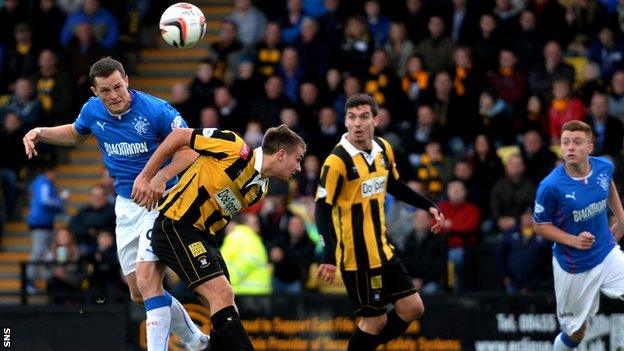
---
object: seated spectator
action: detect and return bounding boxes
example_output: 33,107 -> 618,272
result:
34,49 -> 74,125
386,180 -> 422,249
69,185 -> 115,255
269,214 -> 315,294
0,0 -> 27,48
479,89 -> 512,146
65,22 -> 107,105
278,0 -> 306,45
520,129 -> 558,186
226,0 -> 267,49
221,213 -> 271,295
487,49 -> 527,114
405,105 -> 442,155
587,91 -> 624,158
294,154 -> 320,199
401,55 -> 430,110
490,153 -> 535,233
60,0 -> 119,50
469,133 -> 505,229
254,22 -> 284,78
0,111 -> 25,220
296,81 -> 322,132
45,228 -> 83,304
2,77 -> 44,130
83,230 -> 124,304
209,19 -> 245,82
250,75 -> 289,130
547,78 -> 586,145
400,209 -> 447,294
99,167 -> 116,205
472,13 -> 501,73
336,15 -> 373,79
277,47 -> 304,103
607,70 -> 624,121
198,106 -> 221,129
169,82 -> 197,127
214,86 -> 246,133
332,74 -> 361,119
242,120 -> 264,149
412,140 -> 453,200
497,211 -> 552,293
364,49 -> 402,116
514,10 -> 542,71
231,60 -> 262,115
364,0 -> 390,48
295,17 -> 330,80
438,180 -> 481,292
31,0 -> 67,52
312,106 -> 344,160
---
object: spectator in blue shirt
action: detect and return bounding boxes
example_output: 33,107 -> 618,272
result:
60,0 -> 119,50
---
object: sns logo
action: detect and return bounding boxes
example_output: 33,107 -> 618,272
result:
4,327 -> 10,347
361,176 -> 385,197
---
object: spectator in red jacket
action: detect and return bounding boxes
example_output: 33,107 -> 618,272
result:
438,180 -> 481,291
548,78 -> 586,145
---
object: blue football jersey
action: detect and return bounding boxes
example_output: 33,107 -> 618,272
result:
74,89 -> 187,199
533,156 -> 617,273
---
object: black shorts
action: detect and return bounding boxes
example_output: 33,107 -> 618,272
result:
341,257 -> 417,317
151,215 -> 229,291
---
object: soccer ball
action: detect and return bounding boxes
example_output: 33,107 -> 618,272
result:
159,3 -> 206,48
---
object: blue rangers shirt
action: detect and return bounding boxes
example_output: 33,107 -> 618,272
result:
533,156 -> 617,273
74,89 -> 187,199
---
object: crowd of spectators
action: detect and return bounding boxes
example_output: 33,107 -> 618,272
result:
5,0 -> 624,301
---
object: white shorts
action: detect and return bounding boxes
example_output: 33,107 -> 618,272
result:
554,246 -> 624,335
114,195 -> 159,275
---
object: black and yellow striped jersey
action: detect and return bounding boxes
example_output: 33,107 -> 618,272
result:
315,135 -> 399,271
158,128 -> 268,234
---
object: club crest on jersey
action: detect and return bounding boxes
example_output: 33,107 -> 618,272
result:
133,116 -> 150,135
171,115 -> 183,129
240,143 -> 251,160
597,173 -> 609,191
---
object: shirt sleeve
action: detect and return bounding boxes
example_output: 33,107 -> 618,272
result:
73,102 -> 93,135
315,157 -> 345,206
157,102 -> 188,139
189,128 -> 242,156
533,182 -> 556,224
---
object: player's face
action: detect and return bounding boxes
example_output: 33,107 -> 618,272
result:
91,70 -> 131,115
276,146 -> 305,180
561,130 -> 593,165
345,104 -> 378,149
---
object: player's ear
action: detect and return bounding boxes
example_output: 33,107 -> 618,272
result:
124,75 -> 129,86
90,86 -> 98,97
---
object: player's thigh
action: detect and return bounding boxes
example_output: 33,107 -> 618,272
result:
553,257 -> 601,335
383,257 -> 420,317
600,247 -> 624,299
115,196 -> 141,275
151,216 -> 227,292
394,292 -> 424,322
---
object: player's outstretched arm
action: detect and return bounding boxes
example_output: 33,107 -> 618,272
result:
133,128 -> 193,206
23,124 -> 88,159
607,181 -> 624,241
533,223 -> 595,250
386,177 -> 444,233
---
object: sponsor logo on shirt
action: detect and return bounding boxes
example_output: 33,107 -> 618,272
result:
240,143 -> 250,160
103,142 -> 148,157
215,187 -> 242,216
573,199 -> 607,222
361,176 -> 385,197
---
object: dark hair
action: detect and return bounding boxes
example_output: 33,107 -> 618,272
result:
344,93 -> 378,116
262,124 -> 306,155
89,57 -> 126,86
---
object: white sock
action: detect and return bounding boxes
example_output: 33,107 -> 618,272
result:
167,292 -> 209,350
554,332 -> 576,350
145,295 -> 172,350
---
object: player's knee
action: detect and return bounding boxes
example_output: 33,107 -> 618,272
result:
403,302 -> 424,321
360,314 -> 387,334
130,292 -> 144,305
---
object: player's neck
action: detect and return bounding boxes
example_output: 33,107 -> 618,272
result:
346,135 -> 372,151
564,159 -> 591,179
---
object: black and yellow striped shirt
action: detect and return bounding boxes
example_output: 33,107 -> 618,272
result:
315,135 -> 399,271
159,128 -> 268,234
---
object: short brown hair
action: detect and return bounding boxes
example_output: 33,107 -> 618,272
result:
262,124 -> 306,155
561,120 -> 593,139
345,93 -> 378,116
89,57 -> 126,86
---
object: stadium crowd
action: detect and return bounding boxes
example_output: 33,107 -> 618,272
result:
2,0 -> 624,302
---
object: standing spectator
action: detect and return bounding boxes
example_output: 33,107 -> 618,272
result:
26,164 -> 68,291
6,23 -> 39,84
83,230 -> 124,304
528,40 -> 576,101
34,49 -> 74,125
209,20 -> 245,83
68,185 -> 115,256
587,91 -> 624,158
31,0 -> 67,52
269,214 -> 315,293
0,111 -> 25,221
415,15 -> 455,75
401,209 -> 447,294
226,0 -> 268,49
221,213 -> 272,295
60,0 -> 119,51
520,129 -> 558,186
548,79 -> 586,145
438,180 -> 481,291
589,27 -> 624,80
498,211 -> 552,293
490,153 -> 535,233
363,0 -> 390,48
3,77 -> 44,130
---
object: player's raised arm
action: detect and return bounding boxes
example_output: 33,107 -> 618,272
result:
23,124 -> 89,159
